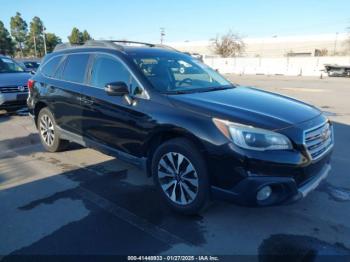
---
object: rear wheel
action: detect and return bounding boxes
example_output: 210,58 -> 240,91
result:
152,138 -> 210,215
38,107 -> 69,152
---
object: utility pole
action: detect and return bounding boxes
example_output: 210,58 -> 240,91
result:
160,27 -> 165,44
33,32 -> 37,57
333,32 -> 339,55
43,26 -> 47,55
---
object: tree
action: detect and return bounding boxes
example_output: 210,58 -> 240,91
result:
82,30 -> 92,43
315,49 -> 328,56
0,21 -> 15,56
212,30 -> 245,57
68,27 -> 82,45
45,33 -> 62,53
10,12 -> 28,57
25,16 -> 45,57
68,27 -> 92,45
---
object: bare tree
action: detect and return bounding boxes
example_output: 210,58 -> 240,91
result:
212,31 -> 245,57
315,49 -> 328,56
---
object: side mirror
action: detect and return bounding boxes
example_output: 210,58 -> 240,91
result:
104,82 -> 129,96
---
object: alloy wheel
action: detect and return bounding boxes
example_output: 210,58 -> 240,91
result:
39,114 -> 55,147
157,152 -> 199,205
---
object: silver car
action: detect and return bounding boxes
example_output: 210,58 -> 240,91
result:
0,55 -> 31,111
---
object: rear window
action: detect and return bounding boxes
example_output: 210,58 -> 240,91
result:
41,56 -> 62,77
61,54 -> 90,83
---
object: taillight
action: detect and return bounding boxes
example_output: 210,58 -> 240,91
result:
27,79 -> 34,91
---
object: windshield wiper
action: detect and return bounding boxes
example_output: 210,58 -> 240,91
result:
209,85 -> 234,91
163,85 -> 234,95
165,90 -> 193,95
191,85 -> 234,93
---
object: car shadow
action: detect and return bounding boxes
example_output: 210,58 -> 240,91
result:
0,111 -> 11,123
0,153 -> 206,257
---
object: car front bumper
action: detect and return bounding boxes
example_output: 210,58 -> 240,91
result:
211,154 -> 332,206
0,92 -> 28,109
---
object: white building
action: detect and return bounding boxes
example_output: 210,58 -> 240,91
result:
169,33 -> 349,57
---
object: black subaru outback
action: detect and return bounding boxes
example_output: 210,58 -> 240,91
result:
27,40 -> 333,214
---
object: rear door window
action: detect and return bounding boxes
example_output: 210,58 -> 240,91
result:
61,54 -> 90,83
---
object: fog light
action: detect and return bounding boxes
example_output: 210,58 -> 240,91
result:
257,186 -> 272,201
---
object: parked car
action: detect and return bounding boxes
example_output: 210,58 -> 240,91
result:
324,64 -> 350,77
27,40 -> 333,214
16,59 -> 41,73
0,55 -> 31,111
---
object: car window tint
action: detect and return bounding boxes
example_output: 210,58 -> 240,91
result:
54,56 -> 66,79
90,55 -> 131,89
61,54 -> 89,83
41,56 -> 62,77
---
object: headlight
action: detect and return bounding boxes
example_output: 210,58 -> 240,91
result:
213,118 -> 292,151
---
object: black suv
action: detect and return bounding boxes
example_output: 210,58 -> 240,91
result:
27,40 -> 333,214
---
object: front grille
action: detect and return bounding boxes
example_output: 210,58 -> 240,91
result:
0,86 -> 28,93
304,122 -> 333,160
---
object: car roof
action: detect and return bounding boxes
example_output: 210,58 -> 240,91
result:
52,40 -> 183,58
0,55 -> 13,59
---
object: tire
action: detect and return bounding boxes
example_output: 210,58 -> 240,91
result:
38,107 -> 69,152
152,138 -> 210,215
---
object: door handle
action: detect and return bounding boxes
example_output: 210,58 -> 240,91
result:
83,98 -> 94,105
79,97 -> 94,105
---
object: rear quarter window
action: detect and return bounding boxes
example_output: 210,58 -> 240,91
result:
61,54 -> 90,83
41,56 -> 62,77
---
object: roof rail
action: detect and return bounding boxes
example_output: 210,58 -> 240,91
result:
84,40 -> 125,51
53,41 -> 125,53
109,40 -> 156,47
154,44 -> 180,52
53,40 -> 180,53
109,40 -> 180,52
53,43 -> 77,52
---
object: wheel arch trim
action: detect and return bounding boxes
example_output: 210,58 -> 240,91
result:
142,126 -> 208,177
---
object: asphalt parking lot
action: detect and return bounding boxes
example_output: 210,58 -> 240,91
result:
1,75 -> 350,260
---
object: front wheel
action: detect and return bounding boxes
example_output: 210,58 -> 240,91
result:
152,138 -> 210,215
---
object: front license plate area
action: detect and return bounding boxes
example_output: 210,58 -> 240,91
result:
17,94 -> 28,101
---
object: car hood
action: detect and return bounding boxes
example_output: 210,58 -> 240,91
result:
0,72 -> 31,87
169,86 -> 321,130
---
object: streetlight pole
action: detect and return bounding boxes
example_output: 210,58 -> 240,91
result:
43,26 -> 47,55
160,28 -> 165,44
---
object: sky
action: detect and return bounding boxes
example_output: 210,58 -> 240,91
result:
0,0 -> 349,43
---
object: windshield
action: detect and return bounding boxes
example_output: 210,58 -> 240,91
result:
0,57 -> 25,73
131,53 -> 233,94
